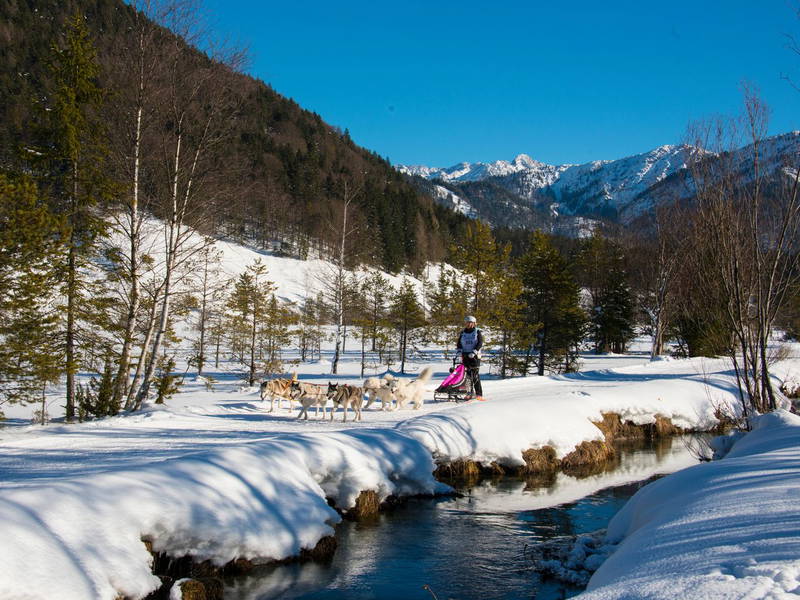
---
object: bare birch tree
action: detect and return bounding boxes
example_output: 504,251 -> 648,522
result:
106,0 -> 178,410
320,181 -> 362,375
131,6 -> 246,408
687,89 -> 800,420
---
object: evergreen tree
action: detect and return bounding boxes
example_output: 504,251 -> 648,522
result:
346,283 -> 372,377
518,232 -> 586,375
296,295 -> 322,362
783,285 -> 800,341
575,234 -> 635,353
450,220 -> 503,317
27,14 -> 115,421
153,354 -> 181,404
593,262 -> 635,354
262,293 -> 296,371
388,279 -> 427,373
296,292 -> 328,362
226,260 -> 276,386
191,244 -> 226,375
427,265 -> 468,357
77,352 -> 120,421
484,253 -> 529,378
361,270 -> 390,351
340,273 -> 363,355
0,175 -> 64,412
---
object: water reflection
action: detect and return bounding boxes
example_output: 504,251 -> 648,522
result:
225,437 -> 701,600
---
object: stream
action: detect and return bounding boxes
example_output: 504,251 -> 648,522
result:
224,436 -> 703,600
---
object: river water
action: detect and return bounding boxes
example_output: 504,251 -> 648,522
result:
224,437 -> 702,600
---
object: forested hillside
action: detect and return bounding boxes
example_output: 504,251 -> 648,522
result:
0,0 -> 467,273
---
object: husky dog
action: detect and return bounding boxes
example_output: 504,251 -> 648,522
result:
393,367 -> 434,410
260,377 -> 295,412
260,372 -> 298,412
363,374 -> 398,411
291,380 -> 329,420
328,383 -> 365,422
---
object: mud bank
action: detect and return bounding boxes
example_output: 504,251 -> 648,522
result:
433,411 -> 691,483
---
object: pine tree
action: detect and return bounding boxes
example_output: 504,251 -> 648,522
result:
484,253 -> 529,378
153,355 -> 181,404
227,261 -> 277,386
593,261 -> 635,354
295,291 -> 328,363
450,220 -> 503,317
784,286 -> 800,341
427,265 -> 468,358
388,279 -> 427,373
518,232 -> 586,375
344,281 -> 371,377
77,353 -> 119,421
361,270 -> 390,352
0,175 -> 65,411
191,243 -> 226,375
27,14 -> 115,421
262,293 -> 296,371
575,234 -> 635,353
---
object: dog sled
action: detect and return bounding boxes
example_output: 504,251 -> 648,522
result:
434,357 -> 479,402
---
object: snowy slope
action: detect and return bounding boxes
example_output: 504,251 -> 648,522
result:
105,217 -> 444,309
432,184 -> 478,219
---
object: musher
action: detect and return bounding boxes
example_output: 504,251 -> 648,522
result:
457,315 -> 484,399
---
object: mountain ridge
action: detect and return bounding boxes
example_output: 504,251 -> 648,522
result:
399,131 -> 800,226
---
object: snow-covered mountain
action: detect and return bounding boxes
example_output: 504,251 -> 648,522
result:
432,184 -> 477,219
400,132 -> 800,225
401,153 -> 561,183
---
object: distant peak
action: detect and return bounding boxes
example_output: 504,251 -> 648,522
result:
512,153 -> 540,167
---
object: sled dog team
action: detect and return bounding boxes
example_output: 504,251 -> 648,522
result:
259,367 -> 434,422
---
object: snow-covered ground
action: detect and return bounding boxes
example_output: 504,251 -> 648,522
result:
576,409 -> 800,599
1,341 -> 798,599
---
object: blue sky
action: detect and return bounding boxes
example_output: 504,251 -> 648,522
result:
204,0 -> 800,167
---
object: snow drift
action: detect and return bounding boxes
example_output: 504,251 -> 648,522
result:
0,429 -> 448,600
577,410 -> 800,599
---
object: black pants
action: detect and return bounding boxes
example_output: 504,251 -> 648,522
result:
462,353 -> 482,396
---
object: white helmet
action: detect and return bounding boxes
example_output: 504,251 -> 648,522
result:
464,315 -> 477,324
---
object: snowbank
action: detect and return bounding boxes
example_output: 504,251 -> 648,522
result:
0,429 -> 448,600
577,410 -> 800,599
400,357 -> 745,467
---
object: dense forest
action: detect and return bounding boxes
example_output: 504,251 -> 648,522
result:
0,0 -> 468,273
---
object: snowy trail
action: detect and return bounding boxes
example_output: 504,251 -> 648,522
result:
0,355 -> 735,484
